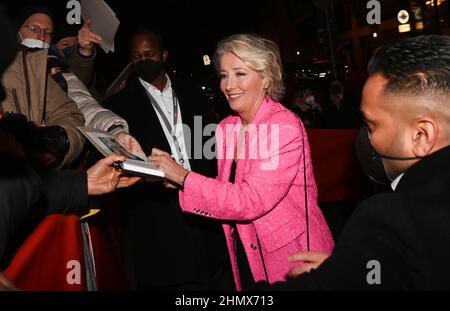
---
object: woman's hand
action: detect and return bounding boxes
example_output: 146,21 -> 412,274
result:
149,148 -> 189,187
287,251 -> 331,278
87,155 -> 141,195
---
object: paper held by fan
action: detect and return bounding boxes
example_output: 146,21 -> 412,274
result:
77,127 -> 164,178
80,0 -> 120,53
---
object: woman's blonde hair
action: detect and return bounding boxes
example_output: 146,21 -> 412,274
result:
214,33 -> 285,102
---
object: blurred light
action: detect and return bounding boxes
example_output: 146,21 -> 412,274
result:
202,86 -> 206,90
373,32 -> 378,38
319,73 -> 326,78
296,51 -> 300,56
203,55 -> 211,66
426,0 -> 443,6
399,24 -> 411,33
416,21 -> 424,30
398,10 -> 410,24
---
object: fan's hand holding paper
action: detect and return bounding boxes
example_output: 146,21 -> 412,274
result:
80,0 -> 120,53
78,127 -> 164,178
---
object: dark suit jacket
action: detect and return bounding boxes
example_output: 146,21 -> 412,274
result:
265,144 -> 450,290
104,76 -> 229,288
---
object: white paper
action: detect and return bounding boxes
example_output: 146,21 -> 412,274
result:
80,0 -> 120,53
77,127 -> 164,178
104,62 -> 133,99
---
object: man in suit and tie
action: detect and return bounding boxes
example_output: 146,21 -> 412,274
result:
105,29 -> 233,290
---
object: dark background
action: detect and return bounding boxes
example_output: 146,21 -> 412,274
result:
3,0 -> 280,88
4,0 -> 449,101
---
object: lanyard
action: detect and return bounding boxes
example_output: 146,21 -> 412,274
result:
146,89 -> 186,165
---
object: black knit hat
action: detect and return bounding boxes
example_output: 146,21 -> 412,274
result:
52,22 -> 81,44
14,5 -> 54,32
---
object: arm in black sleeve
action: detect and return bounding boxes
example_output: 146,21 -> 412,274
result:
0,155 -> 88,262
37,168 -> 89,216
256,194 -> 415,291
0,153 -> 41,261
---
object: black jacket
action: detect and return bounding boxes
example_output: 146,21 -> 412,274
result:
0,151 -> 88,267
265,145 -> 450,290
105,76 -> 229,288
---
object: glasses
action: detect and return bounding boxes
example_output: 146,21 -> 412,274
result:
23,25 -> 53,38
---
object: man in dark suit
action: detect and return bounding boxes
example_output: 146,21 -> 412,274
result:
258,35 -> 450,290
104,30 -> 232,290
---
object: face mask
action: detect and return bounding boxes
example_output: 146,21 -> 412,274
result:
62,46 -> 72,59
51,72 -> 68,94
133,59 -> 164,84
18,32 -> 50,50
355,126 -> 422,184
20,38 -> 50,49
305,95 -> 315,106
50,44 -> 72,59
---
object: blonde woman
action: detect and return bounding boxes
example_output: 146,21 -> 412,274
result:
150,34 -> 334,290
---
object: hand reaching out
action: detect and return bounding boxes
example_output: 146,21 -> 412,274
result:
287,251 -> 331,278
87,154 -> 141,195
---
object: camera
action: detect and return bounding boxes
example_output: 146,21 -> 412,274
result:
0,112 -> 69,155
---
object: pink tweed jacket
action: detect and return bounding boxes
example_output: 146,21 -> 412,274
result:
179,97 -> 334,290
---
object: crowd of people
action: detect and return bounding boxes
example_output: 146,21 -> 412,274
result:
0,3 -> 449,291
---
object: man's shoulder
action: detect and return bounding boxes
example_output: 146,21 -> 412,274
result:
171,76 -> 206,100
352,193 -> 403,220
341,191 -> 430,244
337,193 -> 415,251
104,78 -> 142,107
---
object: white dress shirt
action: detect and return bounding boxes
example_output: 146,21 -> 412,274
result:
139,76 -> 191,170
391,173 -> 405,191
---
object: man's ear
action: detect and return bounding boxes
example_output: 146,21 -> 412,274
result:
412,118 -> 438,157
163,50 -> 168,62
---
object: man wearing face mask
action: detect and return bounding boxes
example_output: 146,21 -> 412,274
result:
14,5 -> 100,89
256,35 -> 450,290
291,87 -> 323,128
104,29 -> 232,290
1,7 -> 85,168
